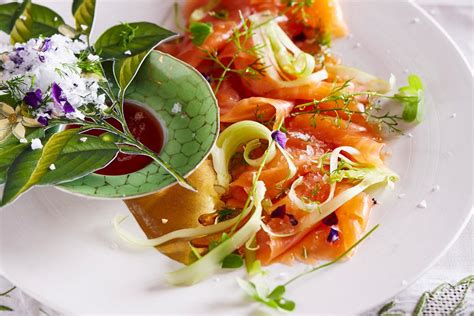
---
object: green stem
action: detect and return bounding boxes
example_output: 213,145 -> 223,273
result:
82,117 -> 196,192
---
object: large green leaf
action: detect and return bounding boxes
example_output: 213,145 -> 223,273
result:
114,50 -> 148,92
39,133 -> 118,184
94,22 -> 175,59
1,129 -> 118,205
0,142 -> 28,184
0,128 -> 46,184
10,1 -> 64,44
0,2 -> 20,33
72,0 -> 96,36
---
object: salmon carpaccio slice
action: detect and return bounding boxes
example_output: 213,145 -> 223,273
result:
256,189 -> 374,265
289,114 -> 385,166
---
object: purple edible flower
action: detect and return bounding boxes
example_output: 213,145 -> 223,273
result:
287,214 -> 298,226
322,213 -> 338,226
37,116 -> 49,126
10,53 -> 23,65
327,227 -> 340,243
271,130 -> 287,149
63,101 -> 75,113
23,89 -> 43,109
51,83 -> 66,104
40,38 -> 51,52
270,205 -> 286,219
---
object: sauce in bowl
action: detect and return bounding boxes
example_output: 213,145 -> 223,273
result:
73,101 -> 165,176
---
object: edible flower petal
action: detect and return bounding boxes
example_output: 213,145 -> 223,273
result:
23,89 -> 43,109
271,130 -> 287,149
327,226 -> 339,243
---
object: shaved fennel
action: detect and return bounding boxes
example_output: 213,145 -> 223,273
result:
212,121 -> 277,187
249,12 -> 326,85
288,146 -> 397,214
113,197 -> 257,247
166,181 -> 267,285
325,64 -> 394,94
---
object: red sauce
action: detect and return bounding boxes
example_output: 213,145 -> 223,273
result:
73,101 -> 165,176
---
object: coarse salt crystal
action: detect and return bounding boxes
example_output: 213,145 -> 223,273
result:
161,218 -> 169,224
31,138 -> 43,150
49,164 -> 56,170
53,16 -> 58,22
19,138 -> 28,144
80,24 -> 88,31
354,42 -> 361,48
406,133 -> 413,138
450,113 -> 457,119
79,137 -> 88,143
20,15 -> 27,21
124,50 -> 132,55
417,200 -> 427,209
171,102 -> 182,114
412,17 -> 420,24
398,193 -> 406,199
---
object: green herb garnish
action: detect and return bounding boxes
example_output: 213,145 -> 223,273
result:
293,75 -> 425,133
393,74 -> 424,123
189,21 -> 213,46
222,253 -> 244,269
238,224 -> 380,312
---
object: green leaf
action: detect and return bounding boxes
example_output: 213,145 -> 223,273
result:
393,74 -> 424,123
0,2 -> 20,33
72,0 -> 96,36
267,285 -> 285,300
0,141 -> 28,184
1,129 -> 118,205
113,50 -> 148,92
0,128 -> 46,184
40,134 -> 118,184
0,305 -> 13,311
276,298 -> 296,311
10,1 -> 65,44
94,22 -> 175,59
222,253 -> 244,269
189,21 -> 213,46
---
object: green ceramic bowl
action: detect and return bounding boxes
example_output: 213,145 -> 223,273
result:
58,51 -> 219,198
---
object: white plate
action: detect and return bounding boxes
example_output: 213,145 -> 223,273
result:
0,0 -> 472,314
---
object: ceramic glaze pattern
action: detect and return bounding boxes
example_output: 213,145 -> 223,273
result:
59,51 -> 219,198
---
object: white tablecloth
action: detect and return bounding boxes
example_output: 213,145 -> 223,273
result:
0,2 -> 472,315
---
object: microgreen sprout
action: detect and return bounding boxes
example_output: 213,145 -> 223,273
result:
292,74 -> 425,133
238,225 -> 379,312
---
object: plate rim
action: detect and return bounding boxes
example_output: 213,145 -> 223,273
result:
0,1 -> 473,315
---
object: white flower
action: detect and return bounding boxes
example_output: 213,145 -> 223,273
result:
1,34 -> 105,120
0,102 -> 40,142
